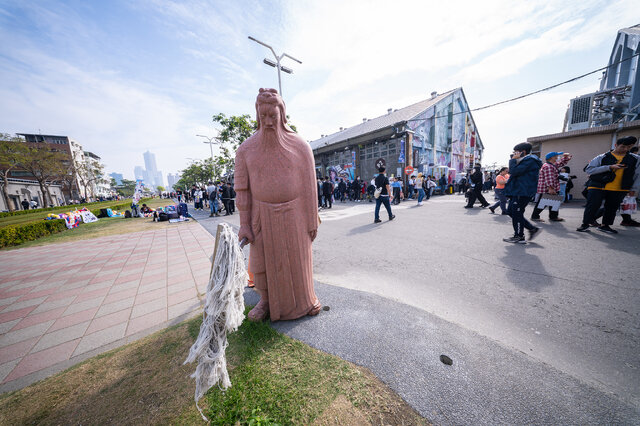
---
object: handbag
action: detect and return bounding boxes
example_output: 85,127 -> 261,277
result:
374,187 -> 382,199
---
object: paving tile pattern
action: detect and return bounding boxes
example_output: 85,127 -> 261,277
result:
0,222 -> 214,391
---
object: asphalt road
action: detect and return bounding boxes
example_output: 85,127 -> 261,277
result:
190,194 -> 640,424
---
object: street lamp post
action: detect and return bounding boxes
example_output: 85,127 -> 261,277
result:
196,134 -> 219,164
248,36 -> 302,98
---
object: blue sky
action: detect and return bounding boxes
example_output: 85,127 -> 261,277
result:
0,0 -> 636,181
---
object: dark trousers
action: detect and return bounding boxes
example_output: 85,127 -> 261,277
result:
323,193 -> 332,208
392,187 -> 401,204
531,194 -> 559,220
222,198 -> 231,215
375,196 -> 393,220
489,188 -> 508,213
466,187 -> 488,207
582,189 -> 626,226
508,196 -> 535,237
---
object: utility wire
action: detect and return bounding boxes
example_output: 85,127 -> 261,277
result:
406,51 -> 640,122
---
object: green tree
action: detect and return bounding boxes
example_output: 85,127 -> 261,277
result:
212,113 -> 257,175
115,179 -> 136,197
76,156 -> 106,201
156,185 -> 165,192
14,144 -> 68,207
0,134 -> 28,211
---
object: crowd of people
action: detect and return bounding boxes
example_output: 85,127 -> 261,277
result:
175,182 -> 237,217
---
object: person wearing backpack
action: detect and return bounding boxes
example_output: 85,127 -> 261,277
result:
373,166 -> 395,223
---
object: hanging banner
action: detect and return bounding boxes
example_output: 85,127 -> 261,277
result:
398,138 -> 405,163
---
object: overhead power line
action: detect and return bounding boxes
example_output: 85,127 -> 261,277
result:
406,51 -> 640,122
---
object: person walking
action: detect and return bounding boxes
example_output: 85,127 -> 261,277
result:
21,199 -> 30,210
465,165 -> 490,208
503,142 -> 543,244
220,181 -> 232,215
530,152 -> 572,222
426,176 -> 436,200
206,181 -> 218,217
458,175 -> 467,194
374,166 -> 395,223
577,136 -> 640,234
488,167 -> 510,214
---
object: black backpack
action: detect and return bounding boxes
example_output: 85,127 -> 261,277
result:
158,212 -> 169,222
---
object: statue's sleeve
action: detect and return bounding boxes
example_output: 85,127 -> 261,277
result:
234,147 -> 252,230
303,143 -> 319,233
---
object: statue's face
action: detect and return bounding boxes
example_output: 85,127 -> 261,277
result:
259,104 -> 280,132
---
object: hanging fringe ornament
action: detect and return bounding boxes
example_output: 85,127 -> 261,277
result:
184,223 -> 249,421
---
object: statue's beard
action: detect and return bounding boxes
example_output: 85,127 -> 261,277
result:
261,125 -> 283,146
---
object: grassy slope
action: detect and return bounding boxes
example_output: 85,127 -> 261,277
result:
0,315 -> 427,425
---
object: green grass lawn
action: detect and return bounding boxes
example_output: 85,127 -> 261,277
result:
1,199 -> 180,250
0,314 -> 427,425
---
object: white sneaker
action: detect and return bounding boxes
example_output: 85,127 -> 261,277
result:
417,202 -> 423,206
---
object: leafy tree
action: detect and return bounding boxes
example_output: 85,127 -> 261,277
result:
156,185 -> 165,192
114,179 -> 136,197
76,156 -> 106,201
0,134 -> 28,211
15,144 -> 68,207
212,113 -> 257,175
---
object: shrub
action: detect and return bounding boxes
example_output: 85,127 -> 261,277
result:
0,219 -> 67,248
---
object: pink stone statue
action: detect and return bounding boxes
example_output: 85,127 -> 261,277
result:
235,88 -> 321,321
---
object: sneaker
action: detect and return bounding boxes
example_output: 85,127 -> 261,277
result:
503,235 -> 526,244
620,220 -> 640,227
598,225 -> 618,234
481,204 -> 490,209
489,206 -> 496,214
389,215 -> 396,221
464,205 -> 473,209
549,218 -> 565,222
374,219 -> 382,223
589,221 -> 600,227
576,224 -> 590,232
531,217 -> 544,222
528,227 -> 542,241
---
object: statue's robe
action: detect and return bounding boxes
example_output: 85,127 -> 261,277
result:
234,128 -> 319,321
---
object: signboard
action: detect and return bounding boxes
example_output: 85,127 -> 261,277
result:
375,158 -> 386,170
404,166 -> 414,176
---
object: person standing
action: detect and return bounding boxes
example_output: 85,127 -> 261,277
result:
317,178 -> 323,207
503,142 -> 543,244
415,173 -> 425,206
458,175 -> 467,194
577,136 -> 640,234
408,175 -> 415,199
338,178 -> 347,202
488,167 -> 510,214
322,177 -> 333,209
530,152 -> 572,222
391,177 -> 402,205
220,181 -> 232,215
465,165 -> 490,208
21,199 -> 30,210
374,166 -> 395,223
426,176 -> 436,200
206,181 -> 217,217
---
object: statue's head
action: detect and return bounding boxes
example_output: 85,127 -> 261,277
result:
255,88 -> 290,132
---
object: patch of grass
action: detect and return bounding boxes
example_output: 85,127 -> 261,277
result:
0,314 -> 427,426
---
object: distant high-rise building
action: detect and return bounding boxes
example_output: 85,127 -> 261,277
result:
143,151 -> 159,187
134,166 -> 145,181
109,173 -> 123,185
155,171 -> 164,188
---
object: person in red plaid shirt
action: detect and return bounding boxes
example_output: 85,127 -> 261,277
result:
531,152 -> 572,222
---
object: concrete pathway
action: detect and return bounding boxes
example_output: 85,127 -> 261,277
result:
0,221 -> 214,393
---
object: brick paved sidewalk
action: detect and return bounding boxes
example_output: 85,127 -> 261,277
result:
0,221 -> 214,393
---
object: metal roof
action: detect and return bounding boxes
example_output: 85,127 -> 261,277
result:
309,89 -> 457,150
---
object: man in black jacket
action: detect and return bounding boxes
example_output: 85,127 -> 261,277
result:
577,136 -> 640,233
465,165 -> 490,208
322,177 -> 333,208
220,181 -> 232,215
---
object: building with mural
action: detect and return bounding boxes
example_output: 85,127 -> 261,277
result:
310,88 -> 483,184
